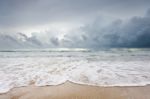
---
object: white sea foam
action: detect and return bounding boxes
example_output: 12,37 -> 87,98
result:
0,48 -> 150,93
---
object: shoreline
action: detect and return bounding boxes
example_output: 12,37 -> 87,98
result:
1,80 -> 150,94
0,81 -> 150,99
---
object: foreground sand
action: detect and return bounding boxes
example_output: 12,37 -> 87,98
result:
0,81 -> 150,99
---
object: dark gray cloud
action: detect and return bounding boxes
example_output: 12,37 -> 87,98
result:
0,0 -> 150,49
62,9 -> 150,48
0,9 -> 150,49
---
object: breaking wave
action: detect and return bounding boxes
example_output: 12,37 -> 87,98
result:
0,48 -> 150,93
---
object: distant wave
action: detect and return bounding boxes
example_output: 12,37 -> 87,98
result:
1,48 -> 150,53
0,48 -> 91,52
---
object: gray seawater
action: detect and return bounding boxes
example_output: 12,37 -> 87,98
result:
0,48 -> 150,93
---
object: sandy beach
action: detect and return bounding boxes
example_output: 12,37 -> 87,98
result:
0,81 -> 150,99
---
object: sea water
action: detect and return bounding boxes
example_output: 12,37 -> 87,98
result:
0,48 -> 150,93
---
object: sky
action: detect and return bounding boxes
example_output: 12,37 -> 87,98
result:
0,0 -> 150,49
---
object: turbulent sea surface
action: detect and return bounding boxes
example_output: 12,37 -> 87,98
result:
0,48 -> 150,93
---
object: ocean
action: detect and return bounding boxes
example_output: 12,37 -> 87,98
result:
0,48 -> 150,93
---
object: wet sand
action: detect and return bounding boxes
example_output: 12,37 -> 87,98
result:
0,81 -> 150,99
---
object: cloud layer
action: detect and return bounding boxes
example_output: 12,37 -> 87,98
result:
0,0 -> 150,49
0,9 -> 150,49
65,10 -> 150,48
0,0 -> 150,29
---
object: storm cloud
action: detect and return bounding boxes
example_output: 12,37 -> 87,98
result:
0,32 -> 42,49
0,0 -> 150,49
62,10 -> 150,48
